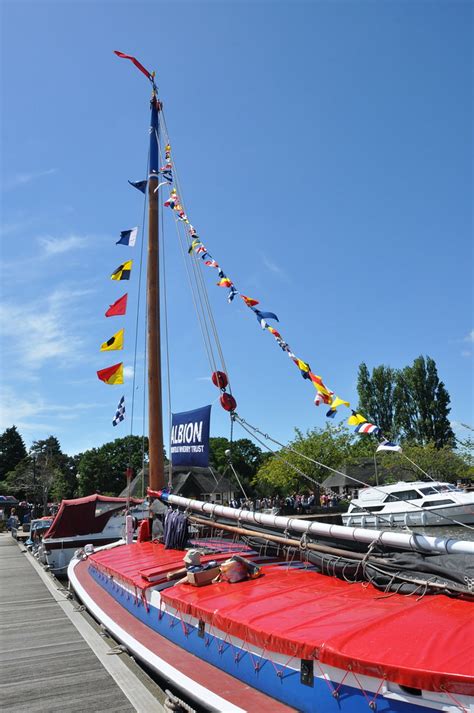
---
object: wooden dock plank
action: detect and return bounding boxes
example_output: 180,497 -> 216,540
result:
0,535 -> 146,713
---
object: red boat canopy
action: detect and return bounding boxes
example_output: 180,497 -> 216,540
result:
44,494 -> 142,539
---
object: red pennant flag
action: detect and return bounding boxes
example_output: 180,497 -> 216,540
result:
105,293 -> 128,318
114,51 -> 152,80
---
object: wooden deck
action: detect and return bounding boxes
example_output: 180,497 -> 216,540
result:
0,534 -> 165,712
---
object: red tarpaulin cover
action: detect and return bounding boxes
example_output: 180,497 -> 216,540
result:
90,541 -> 257,589
44,494 -> 142,539
88,542 -> 474,695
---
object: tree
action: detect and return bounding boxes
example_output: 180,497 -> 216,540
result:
209,437 -> 265,497
255,425 -> 355,495
357,363 -> 397,438
0,426 -> 27,484
77,435 -> 149,496
3,435 -> 73,511
394,356 -> 455,448
380,442 -> 470,484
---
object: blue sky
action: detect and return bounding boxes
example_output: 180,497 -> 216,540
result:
1,0 -> 472,457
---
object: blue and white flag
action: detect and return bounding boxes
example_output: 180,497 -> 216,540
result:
128,179 -> 148,193
112,396 -> 125,426
253,309 -> 279,329
227,286 -> 238,303
376,440 -> 402,453
116,227 -> 138,247
170,405 -> 211,467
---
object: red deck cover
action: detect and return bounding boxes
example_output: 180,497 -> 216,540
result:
89,542 -> 474,694
162,565 -> 474,695
90,541 -> 257,590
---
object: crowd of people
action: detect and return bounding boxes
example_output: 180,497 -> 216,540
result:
226,490 -> 351,514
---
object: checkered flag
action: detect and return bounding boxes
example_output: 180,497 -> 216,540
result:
112,395 -> 125,426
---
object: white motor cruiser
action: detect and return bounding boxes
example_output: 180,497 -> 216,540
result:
342,481 -> 474,528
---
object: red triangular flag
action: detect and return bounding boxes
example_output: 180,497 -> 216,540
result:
105,293 -> 128,317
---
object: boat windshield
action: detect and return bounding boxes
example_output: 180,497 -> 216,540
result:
419,485 -> 458,496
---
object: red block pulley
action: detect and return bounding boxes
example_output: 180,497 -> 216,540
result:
220,392 -> 237,412
211,371 -> 228,389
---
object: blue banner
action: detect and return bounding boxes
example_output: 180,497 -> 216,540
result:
170,405 -> 211,467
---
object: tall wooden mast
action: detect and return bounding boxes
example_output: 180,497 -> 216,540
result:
147,91 -> 165,491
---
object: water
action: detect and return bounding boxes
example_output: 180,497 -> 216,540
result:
376,523 -> 474,543
413,525 -> 474,543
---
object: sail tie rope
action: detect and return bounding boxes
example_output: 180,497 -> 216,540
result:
440,687 -> 469,713
351,670 -> 386,710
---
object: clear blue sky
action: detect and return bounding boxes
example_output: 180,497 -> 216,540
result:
1,0 -> 472,457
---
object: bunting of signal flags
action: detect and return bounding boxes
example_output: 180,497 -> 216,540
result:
99,198 -> 139,399
160,149 -> 387,439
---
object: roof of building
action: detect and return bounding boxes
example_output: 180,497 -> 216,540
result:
120,466 -> 234,498
322,459 -> 416,490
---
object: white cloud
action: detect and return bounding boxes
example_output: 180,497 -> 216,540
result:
0,287 -> 94,370
38,235 -> 87,256
0,386 -> 98,433
123,366 -> 135,379
261,255 -> 289,282
464,330 -> 474,344
4,168 -> 57,190
461,349 -> 472,358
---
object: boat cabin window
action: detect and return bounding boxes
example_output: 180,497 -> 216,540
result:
418,486 -> 438,495
421,499 -> 454,507
384,490 -> 421,502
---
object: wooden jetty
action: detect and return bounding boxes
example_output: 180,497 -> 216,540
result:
0,533 -> 168,712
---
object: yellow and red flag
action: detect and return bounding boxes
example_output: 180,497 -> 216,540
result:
97,362 -> 124,385
241,295 -> 259,307
217,277 -> 233,288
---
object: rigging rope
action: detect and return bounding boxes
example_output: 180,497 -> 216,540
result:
159,110 -> 232,390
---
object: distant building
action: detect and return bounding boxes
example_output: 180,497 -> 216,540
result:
120,465 -> 237,504
322,459 -> 415,497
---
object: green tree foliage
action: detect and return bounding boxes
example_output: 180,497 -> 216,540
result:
4,436 -> 71,510
357,363 -> 397,437
77,435 -> 149,496
379,442 -> 468,484
357,356 -> 455,448
255,425 -> 356,495
209,437 -> 265,496
0,426 -> 27,484
394,356 -> 455,448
